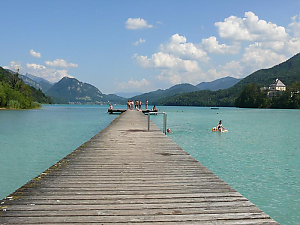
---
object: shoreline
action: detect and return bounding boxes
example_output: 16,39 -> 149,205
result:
0,105 -> 42,110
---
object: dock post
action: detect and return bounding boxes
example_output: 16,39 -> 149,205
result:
163,113 -> 167,134
148,113 -> 150,131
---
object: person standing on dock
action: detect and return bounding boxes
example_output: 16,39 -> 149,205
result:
139,101 -> 142,110
146,100 -> 148,109
130,100 -> 134,110
127,100 -> 130,110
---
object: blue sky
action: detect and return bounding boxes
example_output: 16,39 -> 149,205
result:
1,0 -> 300,94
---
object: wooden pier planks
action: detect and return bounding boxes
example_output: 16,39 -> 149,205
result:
0,110 -> 278,224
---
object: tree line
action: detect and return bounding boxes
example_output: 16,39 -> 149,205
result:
0,67 -> 53,109
235,82 -> 300,109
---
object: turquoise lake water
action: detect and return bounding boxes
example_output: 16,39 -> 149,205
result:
1,105 -> 299,224
0,105 -> 118,201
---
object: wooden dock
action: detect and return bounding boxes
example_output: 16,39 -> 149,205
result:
0,110 -> 278,224
108,109 -> 158,114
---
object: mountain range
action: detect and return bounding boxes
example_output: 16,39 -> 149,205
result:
130,77 -> 240,103
18,72 -> 240,104
19,74 -> 52,93
196,76 -> 240,91
15,52 -> 300,106
114,92 -> 143,98
14,72 -> 126,104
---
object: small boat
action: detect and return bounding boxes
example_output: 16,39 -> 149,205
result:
210,107 -> 219,110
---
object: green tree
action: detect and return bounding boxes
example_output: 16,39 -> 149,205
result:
235,83 -> 268,108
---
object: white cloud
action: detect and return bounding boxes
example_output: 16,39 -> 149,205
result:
128,78 -> 150,87
45,59 -> 78,68
215,11 -> 288,42
125,18 -> 153,30
156,70 -> 207,85
53,70 -> 73,81
134,52 -> 200,73
160,34 -> 210,62
289,15 -> 300,38
24,63 -> 73,82
240,43 -> 287,75
207,61 -> 243,80
27,63 -> 46,70
4,62 -> 73,82
30,49 -> 41,58
118,78 -> 150,91
285,38 -> 300,55
133,38 -> 146,46
3,61 -> 22,71
250,38 -> 300,56
201,36 -> 240,54
156,71 -> 183,84
132,54 -> 152,68
131,12 -> 300,87
259,41 -> 285,52
153,52 -> 200,72
133,34 -> 209,86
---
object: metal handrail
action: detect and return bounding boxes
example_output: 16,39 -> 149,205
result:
147,112 -> 167,134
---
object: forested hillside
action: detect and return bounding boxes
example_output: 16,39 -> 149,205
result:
0,67 -> 53,109
158,53 -> 300,107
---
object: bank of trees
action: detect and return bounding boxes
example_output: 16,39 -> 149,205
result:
0,67 -> 52,109
235,82 -> 300,109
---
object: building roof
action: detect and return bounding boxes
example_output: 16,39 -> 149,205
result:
270,79 -> 286,87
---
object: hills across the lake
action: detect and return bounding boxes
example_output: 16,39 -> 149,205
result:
17,72 -> 240,105
158,52 -> 300,107
5,52 -> 300,106
131,77 -> 240,104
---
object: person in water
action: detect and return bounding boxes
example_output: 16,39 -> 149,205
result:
217,120 -> 224,131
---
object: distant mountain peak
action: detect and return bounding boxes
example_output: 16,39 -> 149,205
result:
15,72 -> 53,92
45,76 -> 126,104
196,76 -> 240,91
131,83 -> 199,103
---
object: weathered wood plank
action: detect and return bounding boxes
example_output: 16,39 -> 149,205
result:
0,213 -> 273,223
2,206 -> 263,216
0,201 -> 255,211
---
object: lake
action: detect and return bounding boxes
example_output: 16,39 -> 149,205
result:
0,105 -> 118,201
1,105 -> 299,224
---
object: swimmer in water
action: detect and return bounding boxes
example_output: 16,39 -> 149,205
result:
217,120 -> 224,131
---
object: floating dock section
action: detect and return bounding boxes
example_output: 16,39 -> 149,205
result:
0,110 -> 278,224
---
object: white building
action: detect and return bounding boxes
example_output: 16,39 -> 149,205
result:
269,79 -> 286,91
268,79 -> 286,97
